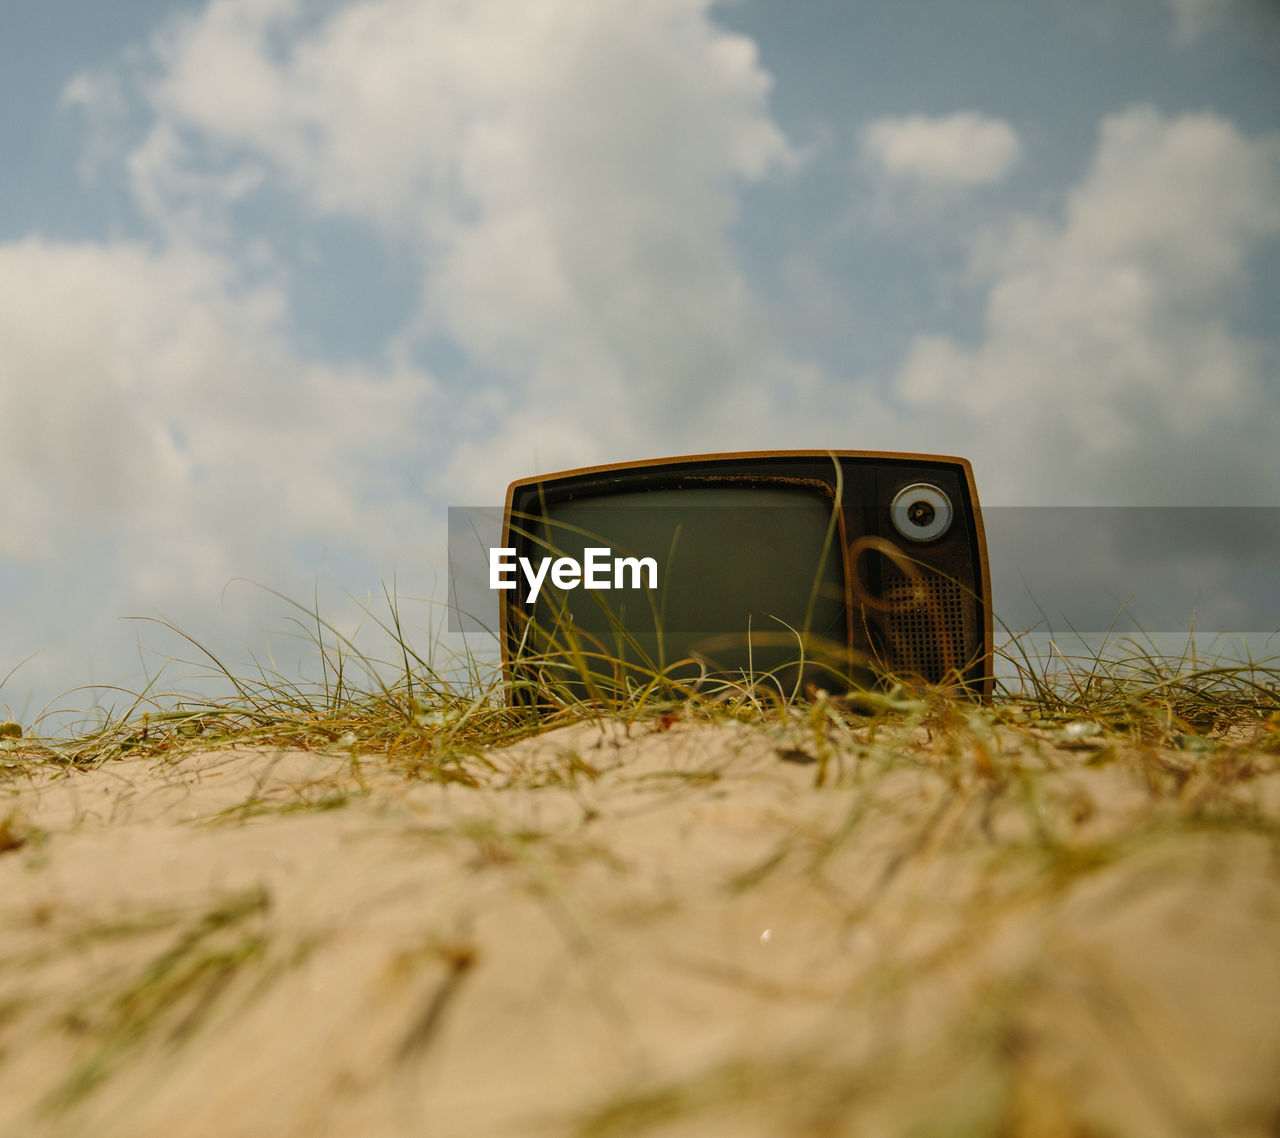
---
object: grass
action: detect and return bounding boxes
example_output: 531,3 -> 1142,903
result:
40,887 -> 272,1114
1,566 -> 1274,774
2,596 -> 1277,847
2,589 -> 1279,1137
6,594 -> 1278,911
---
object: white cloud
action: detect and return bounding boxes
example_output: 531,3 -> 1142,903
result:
0,238 -> 429,559
895,106 -> 1280,504
860,112 -> 1021,187
1165,0 -> 1232,44
132,0 -> 790,228
0,236 -> 434,718
106,0 -> 794,471
9,0 -> 799,716
13,2 -> 1277,713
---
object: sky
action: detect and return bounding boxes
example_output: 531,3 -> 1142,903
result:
2,0 -> 1279,726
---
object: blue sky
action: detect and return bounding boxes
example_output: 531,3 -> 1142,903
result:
2,0 -> 1278,725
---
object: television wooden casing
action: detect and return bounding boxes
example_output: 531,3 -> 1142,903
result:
501,450 -> 993,700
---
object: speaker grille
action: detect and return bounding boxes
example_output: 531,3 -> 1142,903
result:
882,572 -> 968,684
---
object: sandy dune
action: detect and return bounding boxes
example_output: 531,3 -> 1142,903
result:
2,714 -> 1279,1136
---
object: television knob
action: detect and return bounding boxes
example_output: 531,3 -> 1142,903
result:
890,483 -> 952,542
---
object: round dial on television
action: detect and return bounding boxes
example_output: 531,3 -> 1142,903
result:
890,483 -> 952,542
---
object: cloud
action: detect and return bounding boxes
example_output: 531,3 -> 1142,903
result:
131,0 -> 790,226
7,0 -> 800,715
91,0 -> 797,493
0,237 -> 430,559
894,106 -> 1280,504
0,235 -> 433,716
860,112 -> 1021,188
31,1 -> 1276,718
1164,0 -> 1232,44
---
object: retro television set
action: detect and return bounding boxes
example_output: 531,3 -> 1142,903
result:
499,451 -> 992,705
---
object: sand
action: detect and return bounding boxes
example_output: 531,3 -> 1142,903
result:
2,714 -> 1279,1137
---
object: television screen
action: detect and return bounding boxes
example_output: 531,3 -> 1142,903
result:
500,451 -> 991,704
526,484 -> 849,687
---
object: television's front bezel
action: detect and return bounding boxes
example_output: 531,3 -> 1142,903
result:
500,449 -> 993,701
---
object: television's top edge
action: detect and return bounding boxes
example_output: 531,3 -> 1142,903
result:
505,450 -> 975,492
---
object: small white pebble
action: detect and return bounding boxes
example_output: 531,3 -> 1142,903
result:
1063,720 -> 1101,740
